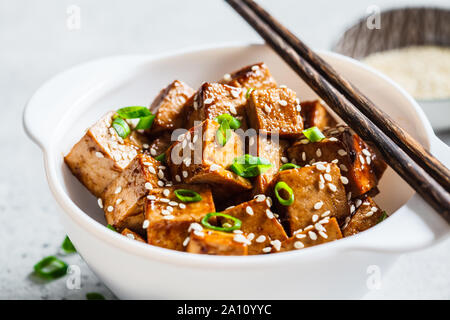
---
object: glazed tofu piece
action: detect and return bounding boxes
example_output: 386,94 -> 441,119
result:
287,126 -> 386,197
166,119 -> 252,198
220,198 -> 288,255
247,88 -> 304,138
280,217 -> 342,252
64,111 -> 145,197
186,228 -> 248,256
269,164 -> 349,235
102,154 -> 165,233
342,197 -> 385,237
185,83 -> 248,130
121,228 -> 146,243
300,100 -> 336,130
145,184 -> 215,251
148,80 -> 195,135
220,62 -> 277,89
249,135 -> 290,194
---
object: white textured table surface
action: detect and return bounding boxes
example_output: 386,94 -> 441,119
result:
1,0 -> 449,300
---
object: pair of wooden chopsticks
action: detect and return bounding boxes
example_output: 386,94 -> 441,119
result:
225,0 -> 450,221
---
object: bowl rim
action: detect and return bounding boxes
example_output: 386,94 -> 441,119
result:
27,42 -> 440,268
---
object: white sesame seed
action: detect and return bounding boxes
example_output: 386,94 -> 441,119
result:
95,151 -> 104,158
279,99 -> 287,106
97,198 -> 103,209
296,105 -> 301,112
142,220 -> 150,229
254,194 -> 266,202
340,176 -> 349,185
157,180 -> 164,187
182,171 -> 188,178
188,223 -> 203,233
107,206 -> 114,212
300,139 -> 310,144
264,105 -> 271,113
147,195 -> 156,200
159,198 -> 170,203
316,164 -> 326,171
251,65 -> 259,71
308,231 -> 318,241
362,149 -> 371,157
338,149 -> 347,156
233,234 -> 250,244
355,199 -> 362,207
166,206 -> 173,212
295,233 -> 306,239
145,182 -> 153,190
321,210 -> 331,217
114,186 -> 122,194
302,152 -> 306,161
366,156 -> 371,165
266,209 -> 274,219
175,175 -> 181,182
324,173 -> 332,182
163,215 -> 174,220
328,137 -> 338,142
223,73 -> 231,81
319,231 -> 328,239
204,98 -> 213,104
266,197 -> 273,207
116,198 -> 122,205
161,209 -> 170,216
163,189 -> 170,197
316,149 -> 322,157
193,230 -> 204,237
126,233 -> 135,240
365,211 -> 375,217
359,155 -> 365,165
179,203 -> 186,209
262,247 -> 272,253
312,214 -> 319,222
314,201 -> 324,210
256,235 -> 266,243
315,223 -> 326,232
339,164 -> 348,172
229,105 -> 237,115
328,183 -> 337,192
209,164 -> 220,172
143,143 -> 149,149
281,156 -> 288,163
347,192 -> 352,200
183,237 -> 190,247
319,181 -> 325,190
371,207 -> 378,212
148,166 -> 156,174
246,206 -> 254,215
168,201 -> 178,206
350,204 -> 356,213
150,148 -> 157,156
247,233 -> 255,241
270,240 -> 282,251
304,225 -> 314,231
294,241 -> 304,249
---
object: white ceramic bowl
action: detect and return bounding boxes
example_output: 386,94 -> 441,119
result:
23,43 -> 450,299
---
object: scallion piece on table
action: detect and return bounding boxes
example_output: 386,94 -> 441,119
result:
174,189 -> 202,203
112,117 -> 131,139
274,181 -> 294,206
201,212 -> 242,232
61,236 -> 76,253
229,154 -> 273,178
33,256 -> 68,280
280,163 -> 300,171
302,126 -> 325,142
86,292 -> 105,300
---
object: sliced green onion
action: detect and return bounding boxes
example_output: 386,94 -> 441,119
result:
229,154 -> 273,178
302,126 -> 325,142
274,181 -> 294,206
154,153 -> 165,163
377,211 -> 388,223
116,106 -> 151,119
245,87 -> 254,99
214,113 -> 241,130
106,224 -> 117,232
280,163 -> 300,171
135,114 -> 155,130
61,236 -> 76,253
86,292 -> 105,300
33,256 -> 68,280
201,212 -> 242,232
112,117 -> 131,139
216,120 -> 232,146
174,189 -> 202,203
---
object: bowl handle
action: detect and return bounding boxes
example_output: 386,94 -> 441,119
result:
23,55 -> 146,149
342,135 -> 450,253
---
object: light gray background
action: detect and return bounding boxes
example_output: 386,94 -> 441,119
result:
1,0 -> 449,300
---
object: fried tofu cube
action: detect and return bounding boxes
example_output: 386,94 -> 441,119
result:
64,111 -> 145,197
343,197 -> 385,237
220,198 -> 288,255
280,217 -> 342,252
269,164 -> 349,235
247,88 -> 304,138
186,229 -> 248,256
249,135 -> 290,194
220,62 -> 277,89
300,100 -> 336,130
148,80 -> 195,135
185,83 -> 248,130
287,126 -> 386,197
166,119 -> 252,198
121,228 -> 146,243
102,154 -> 165,233
145,184 -> 215,251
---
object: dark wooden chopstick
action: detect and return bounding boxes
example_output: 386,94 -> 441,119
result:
225,0 -> 450,221
240,0 -> 450,191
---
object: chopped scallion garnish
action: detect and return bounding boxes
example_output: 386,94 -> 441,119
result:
214,113 -> 241,130
216,120 -> 232,146
154,153 -> 166,163
106,224 -> 117,232
112,117 -> 131,139
174,189 -> 202,203
245,87 -> 254,99
116,106 -> 152,119
201,212 -> 242,232
61,236 -> 76,253
86,292 -> 105,300
274,181 -> 294,206
229,154 -> 273,178
135,114 -> 155,130
302,126 -> 325,142
280,163 -> 300,171
377,211 -> 388,223
33,256 -> 68,280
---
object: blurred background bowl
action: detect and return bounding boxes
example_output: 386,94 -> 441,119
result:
332,7 -> 450,132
